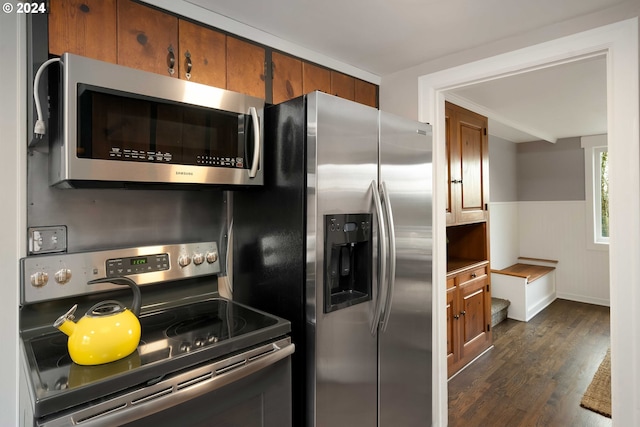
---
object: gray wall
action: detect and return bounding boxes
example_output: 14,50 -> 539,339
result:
488,135 -> 518,202
488,135 -> 585,202
516,137 -> 585,201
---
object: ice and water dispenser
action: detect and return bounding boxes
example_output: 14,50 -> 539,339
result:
324,213 -> 372,313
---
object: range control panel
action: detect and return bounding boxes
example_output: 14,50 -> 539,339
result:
21,242 -> 220,304
106,254 -> 170,277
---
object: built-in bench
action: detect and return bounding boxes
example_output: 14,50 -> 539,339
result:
490,257 -> 558,322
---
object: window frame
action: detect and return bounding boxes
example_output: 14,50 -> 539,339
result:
581,134 -> 609,250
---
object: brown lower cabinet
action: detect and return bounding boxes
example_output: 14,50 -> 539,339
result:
447,262 -> 492,378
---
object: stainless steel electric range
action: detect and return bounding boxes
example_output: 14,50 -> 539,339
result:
19,242 -> 293,427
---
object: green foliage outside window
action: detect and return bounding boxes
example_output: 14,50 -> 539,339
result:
601,151 -> 609,238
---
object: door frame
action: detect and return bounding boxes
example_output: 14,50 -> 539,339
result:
418,18 -> 639,426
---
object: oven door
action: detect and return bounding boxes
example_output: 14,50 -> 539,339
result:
38,338 -> 294,427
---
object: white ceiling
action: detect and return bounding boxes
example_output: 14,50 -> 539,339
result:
186,0 -> 618,142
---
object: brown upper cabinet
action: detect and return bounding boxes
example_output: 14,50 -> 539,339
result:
330,71 -> 355,101
355,79 -> 378,108
272,52 -> 303,105
49,0 -> 117,63
226,36 -> 266,100
47,0 -> 377,105
329,71 -> 378,108
302,62 -> 331,95
117,0 -> 179,78
445,102 -> 489,225
178,20 -> 226,87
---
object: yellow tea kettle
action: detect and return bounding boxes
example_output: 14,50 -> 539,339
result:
53,277 -> 142,366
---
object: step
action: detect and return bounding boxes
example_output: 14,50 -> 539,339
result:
491,297 -> 510,327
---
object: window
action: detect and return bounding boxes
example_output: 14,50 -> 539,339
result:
582,135 -> 609,249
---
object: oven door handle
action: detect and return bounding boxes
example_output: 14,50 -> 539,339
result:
248,106 -> 261,178
48,340 -> 295,427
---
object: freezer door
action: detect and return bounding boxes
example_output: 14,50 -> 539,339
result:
378,112 -> 433,426
308,92 -> 380,427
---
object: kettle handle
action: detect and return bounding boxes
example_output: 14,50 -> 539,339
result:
87,276 -> 141,317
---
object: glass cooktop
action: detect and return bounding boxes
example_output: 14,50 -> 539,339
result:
22,298 -> 290,419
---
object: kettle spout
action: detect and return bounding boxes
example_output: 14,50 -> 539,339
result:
53,304 -> 78,337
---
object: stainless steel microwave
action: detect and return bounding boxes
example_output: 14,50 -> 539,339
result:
50,53 -> 264,188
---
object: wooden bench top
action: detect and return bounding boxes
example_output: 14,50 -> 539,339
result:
491,263 -> 556,283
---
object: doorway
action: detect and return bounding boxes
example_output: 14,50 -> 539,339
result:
418,18 -> 639,426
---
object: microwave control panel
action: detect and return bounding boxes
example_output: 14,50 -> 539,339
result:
106,148 -> 245,169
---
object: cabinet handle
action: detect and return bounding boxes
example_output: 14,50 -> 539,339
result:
454,314 -> 460,319
185,51 -> 192,80
167,45 -> 176,75
460,310 -> 466,316
451,179 -> 463,184
470,273 -> 477,278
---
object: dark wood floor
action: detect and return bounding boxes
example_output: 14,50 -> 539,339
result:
448,299 -> 611,427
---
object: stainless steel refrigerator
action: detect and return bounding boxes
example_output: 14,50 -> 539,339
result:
233,91 -> 432,426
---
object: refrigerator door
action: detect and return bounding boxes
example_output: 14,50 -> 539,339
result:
309,92 -> 380,427
378,112 -> 433,426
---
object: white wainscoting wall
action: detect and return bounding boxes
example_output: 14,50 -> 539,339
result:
490,201 -> 610,306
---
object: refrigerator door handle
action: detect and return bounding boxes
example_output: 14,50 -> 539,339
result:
379,181 -> 396,332
248,106 -> 261,178
370,180 -> 388,336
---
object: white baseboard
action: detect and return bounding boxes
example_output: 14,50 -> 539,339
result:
556,293 -> 610,307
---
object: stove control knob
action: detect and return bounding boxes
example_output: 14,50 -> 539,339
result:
206,251 -> 219,264
30,271 -> 49,287
193,253 -> 204,266
54,268 -> 72,284
178,255 -> 192,268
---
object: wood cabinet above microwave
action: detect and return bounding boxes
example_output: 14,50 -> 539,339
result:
47,0 -> 377,106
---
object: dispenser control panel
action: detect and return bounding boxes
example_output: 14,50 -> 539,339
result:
326,214 -> 371,241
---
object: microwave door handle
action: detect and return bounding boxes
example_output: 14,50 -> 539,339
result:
248,107 -> 260,178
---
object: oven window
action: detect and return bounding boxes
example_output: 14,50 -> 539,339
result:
77,85 -> 251,169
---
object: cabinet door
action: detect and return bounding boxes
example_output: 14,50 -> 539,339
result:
355,79 -> 377,108
272,52 -> 302,104
227,37 -> 266,99
302,62 -> 331,95
117,0 -> 178,77
458,271 -> 491,363
445,103 -> 456,225
49,0 -> 116,62
446,102 -> 489,225
178,20 -> 226,87
446,278 -> 459,377
457,107 -> 489,223
330,71 -> 355,101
